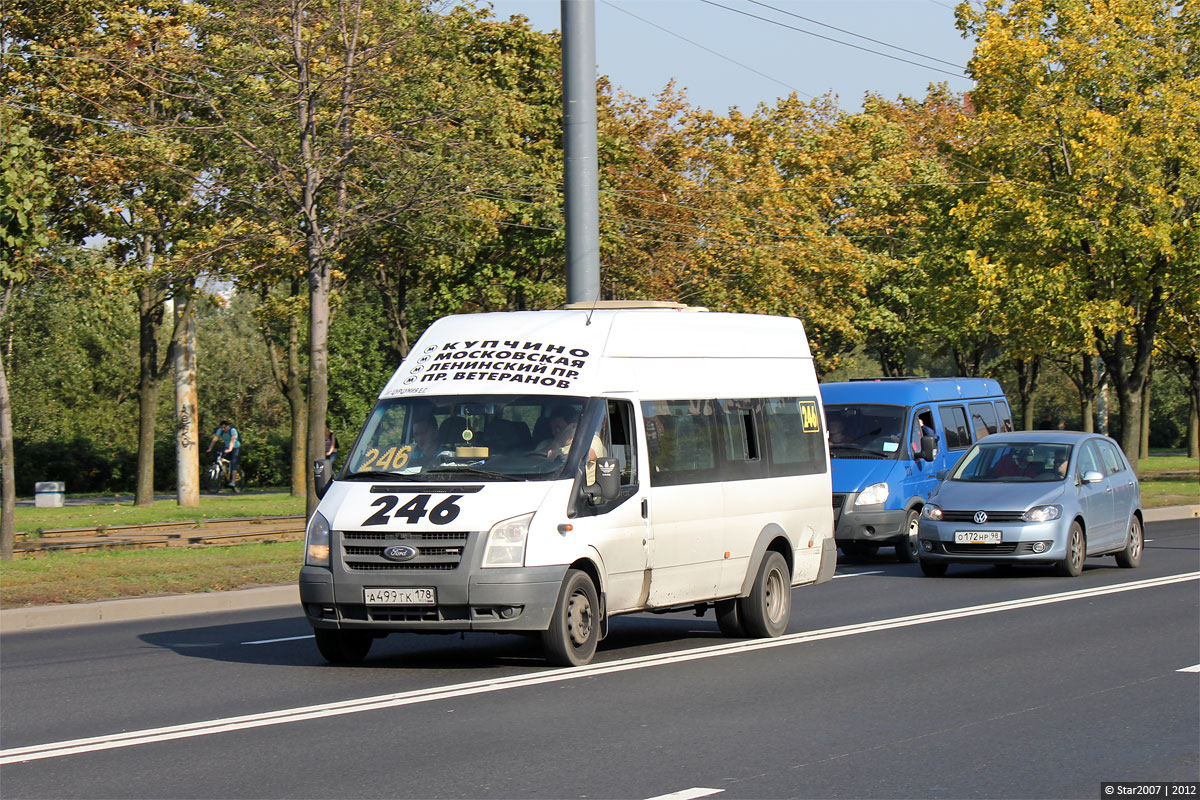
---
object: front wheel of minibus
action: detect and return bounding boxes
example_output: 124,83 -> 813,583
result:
739,550 -> 791,638
314,628 -> 373,664
542,569 -> 600,667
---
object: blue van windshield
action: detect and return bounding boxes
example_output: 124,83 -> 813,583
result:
825,404 -> 907,460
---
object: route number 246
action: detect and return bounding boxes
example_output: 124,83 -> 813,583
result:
363,494 -> 463,526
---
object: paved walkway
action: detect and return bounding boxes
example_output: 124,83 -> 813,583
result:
2,505 -> 1196,635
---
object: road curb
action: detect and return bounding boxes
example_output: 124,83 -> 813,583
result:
1,584 -> 298,634
2,505 -> 1197,634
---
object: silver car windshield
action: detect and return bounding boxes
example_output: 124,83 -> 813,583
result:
825,404 -> 907,460
342,394 -> 588,481
952,442 -> 1074,482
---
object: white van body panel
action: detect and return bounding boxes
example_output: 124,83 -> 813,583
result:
302,308 -> 834,654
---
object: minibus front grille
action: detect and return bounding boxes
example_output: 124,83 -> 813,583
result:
339,530 -> 469,571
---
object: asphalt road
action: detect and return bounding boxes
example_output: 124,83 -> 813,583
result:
2,518 -> 1197,799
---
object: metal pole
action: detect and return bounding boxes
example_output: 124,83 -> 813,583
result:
561,0 -> 601,305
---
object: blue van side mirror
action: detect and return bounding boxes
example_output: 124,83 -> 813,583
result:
917,435 -> 938,462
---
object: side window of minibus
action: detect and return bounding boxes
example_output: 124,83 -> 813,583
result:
995,400 -> 1014,432
607,400 -> 638,488
938,405 -> 971,450
970,402 -> 999,440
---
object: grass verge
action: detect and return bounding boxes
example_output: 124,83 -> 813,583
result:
1136,455 -> 1199,509
13,492 -> 305,534
1,541 -> 302,608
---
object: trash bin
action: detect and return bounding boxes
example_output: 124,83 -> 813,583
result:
34,481 -> 65,508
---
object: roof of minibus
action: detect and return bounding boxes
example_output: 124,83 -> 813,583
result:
819,377 -> 1005,406
380,308 -> 811,399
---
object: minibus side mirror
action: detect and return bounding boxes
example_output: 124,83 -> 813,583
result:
313,458 -> 334,499
918,435 -> 938,462
590,457 -> 620,503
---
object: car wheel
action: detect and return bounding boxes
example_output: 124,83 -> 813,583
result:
1114,516 -> 1143,569
845,541 -> 880,562
896,509 -> 920,563
919,559 -> 948,577
715,598 -> 746,637
542,569 -> 600,667
739,551 -> 791,638
1056,522 -> 1086,577
314,628 -> 372,664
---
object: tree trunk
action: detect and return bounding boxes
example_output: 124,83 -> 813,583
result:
1014,356 -> 1040,431
0,345 -> 16,561
135,278 -> 165,507
1139,363 -> 1152,459
306,257 -> 331,515
174,299 -> 200,506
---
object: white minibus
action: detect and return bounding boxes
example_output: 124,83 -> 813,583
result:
300,302 -> 836,666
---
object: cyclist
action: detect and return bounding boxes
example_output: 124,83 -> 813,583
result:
207,420 -> 242,489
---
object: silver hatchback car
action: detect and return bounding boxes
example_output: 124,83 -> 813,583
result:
917,431 -> 1143,577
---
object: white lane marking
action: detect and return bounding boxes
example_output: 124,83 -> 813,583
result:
833,571 -> 885,579
645,789 -> 724,800
242,635 -> 314,645
4,571 -> 1196,765
1178,664 -> 1200,673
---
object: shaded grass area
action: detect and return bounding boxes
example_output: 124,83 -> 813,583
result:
1137,455 -> 1199,509
1,541 -> 303,608
14,492 -> 305,534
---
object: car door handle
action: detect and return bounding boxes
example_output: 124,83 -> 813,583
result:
641,498 -> 649,519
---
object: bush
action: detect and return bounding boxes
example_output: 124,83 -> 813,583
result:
12,430 -> 296,495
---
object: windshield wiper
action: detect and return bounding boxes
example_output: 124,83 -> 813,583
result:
425,466 -> 522,481
342,470 -> 423,481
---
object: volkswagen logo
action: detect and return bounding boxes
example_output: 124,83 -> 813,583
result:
973,511 -> 988,524
382,545 -> 418,562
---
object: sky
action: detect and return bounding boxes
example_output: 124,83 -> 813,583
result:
481,0 -> 978,113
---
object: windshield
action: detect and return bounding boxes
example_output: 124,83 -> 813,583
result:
825,404 -> 907,460
341,394 -> 590,481
951,442 -> 1074,482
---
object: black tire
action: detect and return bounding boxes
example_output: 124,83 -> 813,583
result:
542,569 -> 600,667
848,541 -> 880,562
919,559 -> 948,577
203,464 -> 224,493
314,628 -> 373,664
1114,516 -> 1143,569
1056,522 -> 1086,577
715,598 -> 746,637
739,550 -> 791,638
230,467 -> 245,494
896,509 -> 920,563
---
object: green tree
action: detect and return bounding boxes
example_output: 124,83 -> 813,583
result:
956,0 -> 1200,456
0,115 -> 53,559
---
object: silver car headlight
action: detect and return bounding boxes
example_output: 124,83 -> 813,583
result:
1023,505 -> 1063,523
921,504 -> 943,521
855,482 -> 889,506
305,511 -> 331,567
482,513 -> 533,568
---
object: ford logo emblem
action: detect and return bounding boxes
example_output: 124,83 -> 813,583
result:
382,545 -> 418,562
973,511 -> 988,524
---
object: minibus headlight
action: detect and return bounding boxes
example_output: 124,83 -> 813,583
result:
305,512 -> 331,567
921,504 -> 943,521
483,513 -> 533,568
855,482 -> 889,506
1023,505 -> 1062,523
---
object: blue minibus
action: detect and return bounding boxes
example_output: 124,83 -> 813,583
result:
820,378 -> 1013,562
